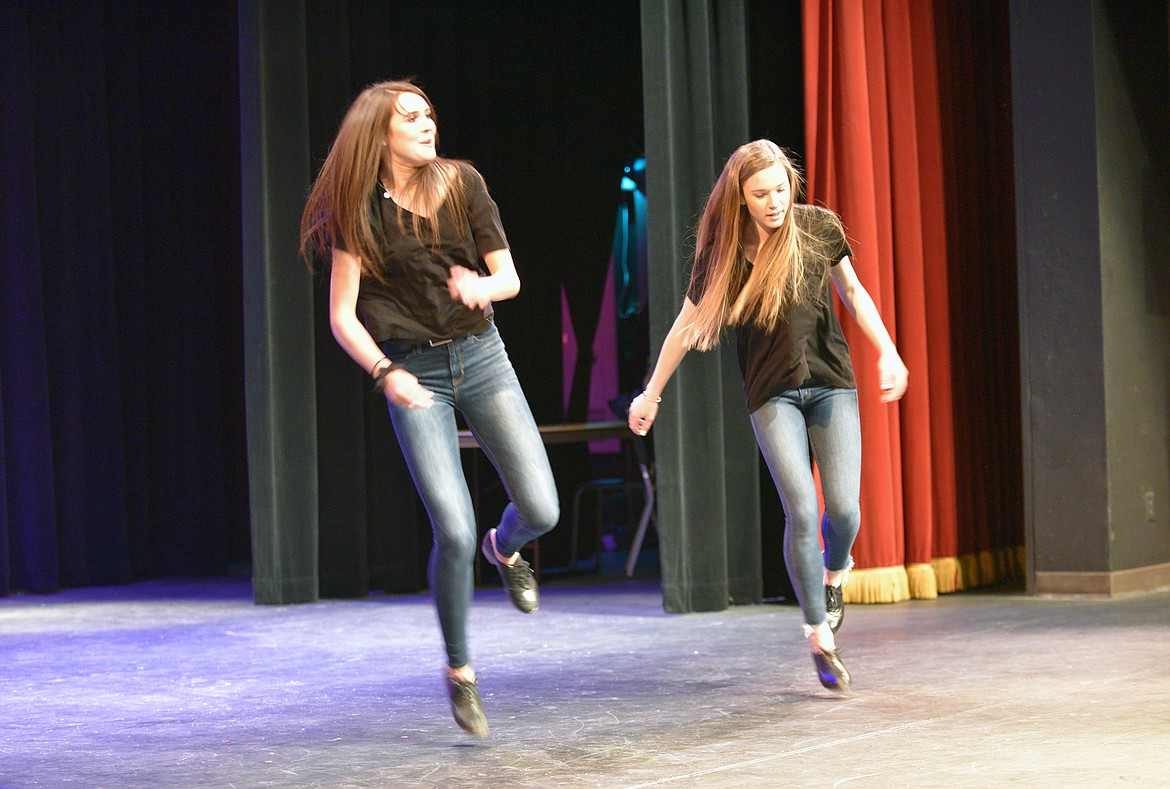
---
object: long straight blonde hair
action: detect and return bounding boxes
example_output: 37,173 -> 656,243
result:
685,140 -> 832,351
299,80 -> 472,282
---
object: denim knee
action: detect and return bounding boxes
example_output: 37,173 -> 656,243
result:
823,504 -> 860,533
526,497 -> 560,535
786,497 -> 822,537
432,518 -> 478,563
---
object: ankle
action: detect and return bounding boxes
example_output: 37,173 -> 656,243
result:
489,530 -> 518,566
824,559 -> 854,588
803,622 -> 837,653
447,664 -> 476,683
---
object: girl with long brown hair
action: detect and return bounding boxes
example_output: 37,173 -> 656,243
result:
628,140 -> 908,693
302,80 -> 558,737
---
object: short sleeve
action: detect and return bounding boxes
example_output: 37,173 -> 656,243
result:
815,207 -> 853,265
686,248 -> 712,304
462,166 -> 509,257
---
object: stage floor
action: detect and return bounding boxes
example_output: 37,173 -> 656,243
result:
1,571 -> 1167,788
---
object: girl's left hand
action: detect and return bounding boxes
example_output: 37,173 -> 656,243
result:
878,350 -> 909,402
447,265 -> 491,310
627,392 -> 660,436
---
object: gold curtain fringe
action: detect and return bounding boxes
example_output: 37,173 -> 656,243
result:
961,547 -> 1024,588
979,550 -> 998,585
906,563 -> 938,599
844,547 -> 1025,603
960,553 -> 982,588
1011,545 -> 1027,577
930,556 -> 965,594
842,565 -> 910,604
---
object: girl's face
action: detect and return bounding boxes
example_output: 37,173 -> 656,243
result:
741,164 -> 791,237
386,92 -> 437,168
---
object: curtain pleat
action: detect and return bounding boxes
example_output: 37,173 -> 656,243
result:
881,0 -> 937,600
906,1 -> 960,596
0,1 -> 250,595
801,0 -> 1016,602
0,2 -> 57,594
936,0 -> 1024,589
641,0 -> 763,612
804,0 -> 907,601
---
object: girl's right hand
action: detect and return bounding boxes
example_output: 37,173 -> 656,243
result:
384,369 -> 435,409
627,392 -> 660,436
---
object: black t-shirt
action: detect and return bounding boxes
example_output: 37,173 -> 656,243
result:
687,204 -> 857,413
356,163 -> 508,342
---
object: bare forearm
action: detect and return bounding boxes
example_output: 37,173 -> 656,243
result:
329,248 -> 392,378
831,258 -> 908,400
448,249 -> 521,309
477,266 -> 520,302
330,312 -> 389,376
643,299 -> 697,398
846,288 -> 897,356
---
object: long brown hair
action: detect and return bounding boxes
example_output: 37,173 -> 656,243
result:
684,140 -> 834,351
299,79 -> 472,282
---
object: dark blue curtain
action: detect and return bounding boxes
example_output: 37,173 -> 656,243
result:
0,1 -> 250,595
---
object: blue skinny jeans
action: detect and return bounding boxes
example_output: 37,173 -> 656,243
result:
749,384 -> 861,628
380,323 -> 559,668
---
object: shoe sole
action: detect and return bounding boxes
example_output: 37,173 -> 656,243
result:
447,679 -> 489,737
812,650 -> 852,693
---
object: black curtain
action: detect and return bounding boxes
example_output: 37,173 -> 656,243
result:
241,0 -> 319,605
304,0 -> 646,595
0,1 -> 250,595
640,0 -> 762,612
746,0 -> 805,603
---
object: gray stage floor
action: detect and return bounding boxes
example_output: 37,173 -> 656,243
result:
1,569 -> 1168,788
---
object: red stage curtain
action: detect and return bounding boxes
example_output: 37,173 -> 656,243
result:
801,0 -> 1002,602
932,0 -> 1025,591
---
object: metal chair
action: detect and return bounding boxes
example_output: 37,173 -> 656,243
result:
568,432 -> 655,575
